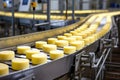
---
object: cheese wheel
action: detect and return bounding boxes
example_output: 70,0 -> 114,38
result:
17,46 -> 31,54
57,35 -> 67,40
0,63 -> 9,75
12,58 -> 29,70
43,44 -> 57,53
70,31 -> 78,35
35,41 -> 47,49
70,41 -> 84,50
50,50 -> 64,60
0,51 -> 15,60
71,36 -> 83,41
25,49 -> 40,59
76,33 -> 87,39
64,33 -> 72,37
48,38 -> 57,44
84,38 -> 90,45
32,54 -> 47,64
64,37 -> 76,43
55,40 -> 69,47
64,46 -> 76,54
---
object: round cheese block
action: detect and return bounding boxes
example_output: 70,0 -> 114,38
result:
0,51 -> 15,60
35,41 -> 47,49
70,31 -> 78,35
71,36 -> 83,41
57,35 -> 67,40
77,33 -> 87,39
43,44 -> 57,53
70,41 -> 84,50
64,37 -> 76,43
55,40 -> 69,47
12,58 -> 29,70
64,46 -> 76,54
50,50 -> 64,60
48,38 -> 58,44
64,33 -> 72,37
0,63 -> 9,75
84,38 -> 90,45
25,49 -> 40,59
32,53 -> 47,65
17,46 -> 31,54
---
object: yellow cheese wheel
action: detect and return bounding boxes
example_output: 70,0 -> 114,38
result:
84,38 -> 90,45
0,51 -> 15,60
25,49 -> 40,59
35,41 -> 47,49
17,46 -> 31,54
70,41 -> 84,50
64,37 -> 76,43
0,63 -> 9,75
12,58 -> 29,70
47,38 -> 58,44
64,33 -> 72,37
32,53 -> 47,64
76,33 -> 87,39
50,50 -> 64,60
57,35 -> 67,40
55,40 -> 69,47
43,44 -> 57,53
64,46 -> 76,54
88,36 -> 96,43
71,36 -> 83,41
70,31 -> 78,35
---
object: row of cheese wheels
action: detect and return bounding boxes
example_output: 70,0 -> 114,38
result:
0,16 -> 98,75
0,15 -> 110,76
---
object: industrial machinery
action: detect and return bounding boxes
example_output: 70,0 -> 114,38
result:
0,11 -> 119,80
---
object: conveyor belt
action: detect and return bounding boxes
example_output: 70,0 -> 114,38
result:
0,12 -> 120,80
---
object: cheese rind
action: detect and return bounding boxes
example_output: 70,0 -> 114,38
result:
0,51 -> 15,60
0,63 -> 9,75
12,58 -> 29,70
64,46 -> 76,54
35,41 -> 47,49
32,54 -> 47,64
17,46 -> 31,54
50,50 -> 64,60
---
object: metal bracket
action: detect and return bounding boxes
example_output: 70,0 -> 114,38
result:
70,51 -> 86,80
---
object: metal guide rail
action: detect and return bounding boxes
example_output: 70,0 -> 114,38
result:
0,10 -> 108,20
0,15 -> 114,80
